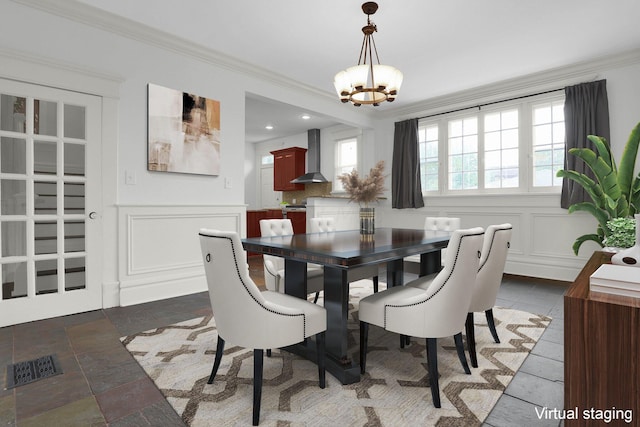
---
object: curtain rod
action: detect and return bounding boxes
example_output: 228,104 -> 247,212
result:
417,87 -> 565,120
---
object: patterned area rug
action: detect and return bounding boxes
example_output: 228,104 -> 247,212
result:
121,280 -> 551,426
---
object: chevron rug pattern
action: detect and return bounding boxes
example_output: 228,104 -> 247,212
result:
121,280 -> 550,426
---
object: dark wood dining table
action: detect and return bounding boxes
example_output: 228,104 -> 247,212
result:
242,227 -> 451,384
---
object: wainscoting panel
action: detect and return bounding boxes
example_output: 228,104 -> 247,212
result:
530,213 -> 597,259
376,194 -> 598,282
118,205 -> 246,306
448,212 -> 524,255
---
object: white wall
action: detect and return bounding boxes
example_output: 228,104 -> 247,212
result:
244,142 -> 258,210
603,61 -> 640,156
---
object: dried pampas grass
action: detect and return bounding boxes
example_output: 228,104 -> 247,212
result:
338,160 -> 386,206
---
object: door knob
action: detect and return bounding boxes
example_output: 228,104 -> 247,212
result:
89,212 -> 97,219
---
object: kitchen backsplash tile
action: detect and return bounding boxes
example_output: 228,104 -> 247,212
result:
282,182 -> 332,204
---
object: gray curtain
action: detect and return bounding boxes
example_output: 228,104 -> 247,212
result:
561,79 -> 610,208
392,118 -> 424,208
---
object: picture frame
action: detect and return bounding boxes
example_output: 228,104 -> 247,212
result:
147,83 -> 220,176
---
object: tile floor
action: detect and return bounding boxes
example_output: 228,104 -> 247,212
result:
0,258 -> 568,426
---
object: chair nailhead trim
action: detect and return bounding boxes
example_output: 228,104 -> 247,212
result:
383,230 -> 485,329
477,226 -> 512,272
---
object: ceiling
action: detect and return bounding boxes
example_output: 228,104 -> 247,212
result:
75,0 -> 640,143
244,94 -> 342,144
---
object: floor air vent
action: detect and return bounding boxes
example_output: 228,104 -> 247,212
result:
6,354 -> 63,389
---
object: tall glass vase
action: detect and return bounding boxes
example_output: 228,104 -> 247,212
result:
359,207 -> 375,235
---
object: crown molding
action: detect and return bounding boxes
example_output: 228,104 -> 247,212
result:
383,48 -> 640,121
11,0 -> 337,102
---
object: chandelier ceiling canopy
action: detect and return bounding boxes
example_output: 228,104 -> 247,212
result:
334,2 -> 403,107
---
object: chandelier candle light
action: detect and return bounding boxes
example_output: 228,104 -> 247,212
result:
334,2 -> 403,106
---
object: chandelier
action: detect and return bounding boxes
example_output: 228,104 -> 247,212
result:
334,2 -> 403,106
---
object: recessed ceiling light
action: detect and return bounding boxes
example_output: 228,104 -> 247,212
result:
265,125 -> 274,130
301,114 -> 311,120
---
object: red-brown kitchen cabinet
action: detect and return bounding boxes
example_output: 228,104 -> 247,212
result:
271,147 -> 306,191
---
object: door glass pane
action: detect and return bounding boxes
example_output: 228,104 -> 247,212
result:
2,262 -> 27,299
35,221 -> 57,255
0,94 -> 26,132
65,257 -> 85,291
35,259 -> 57,295
1,221 -> 26,256
1,179 -> 26,215
1,137 -> 26,174
64,143 -> 85,176
34,99 -> 57,136
64,220 -> 84,253
34,181 -> 57,215
34,140 -> 57,175
64,183 -> 84,214
64,104 -> 86,139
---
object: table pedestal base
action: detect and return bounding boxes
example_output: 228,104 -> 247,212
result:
283,252 -> 442,384
283,341 -> 361,385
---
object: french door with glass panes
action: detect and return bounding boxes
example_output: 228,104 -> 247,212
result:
0,79 -> 102,327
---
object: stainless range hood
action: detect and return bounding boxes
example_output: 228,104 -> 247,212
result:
290,129 -> 328,184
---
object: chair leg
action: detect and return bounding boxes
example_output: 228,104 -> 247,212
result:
454,332 -> 471,374
207,336 -> 225,384
466,312 -> 478,368
316,332 -> 326,388
313,292 -> 320,304
359,321 -> 369,374
426,338 -> 441,408
373,276 -> 379,293
253,349 -> 264,426
400,334 -> 411,348
486,309 -> 500,343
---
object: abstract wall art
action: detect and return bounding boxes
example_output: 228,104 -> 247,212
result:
147,83 -> 220,176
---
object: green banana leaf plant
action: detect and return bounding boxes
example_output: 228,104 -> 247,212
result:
556,121 -> 640,255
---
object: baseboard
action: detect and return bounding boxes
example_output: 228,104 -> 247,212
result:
503,273 -> 570,287
102,281 -> 120,308
119,272 -> 207,306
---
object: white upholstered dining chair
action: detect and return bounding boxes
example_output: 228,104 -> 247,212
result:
465,223 -> 512,368
260,218 -> 324,302
359,227 -> 484,408
309,217 -> 380,292
404,217 -> 461,274
199,229 -> 327,426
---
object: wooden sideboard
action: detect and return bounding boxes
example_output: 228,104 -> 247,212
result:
564,251 -> 640,426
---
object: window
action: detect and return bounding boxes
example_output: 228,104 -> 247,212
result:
418,124 -> 438,191
334,137 -> 357,192
484,109 -> 519,189
448,117 -> 478,190
532,100 -> 565,187
418,93 -> 565,194
261,154 -> 273,165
